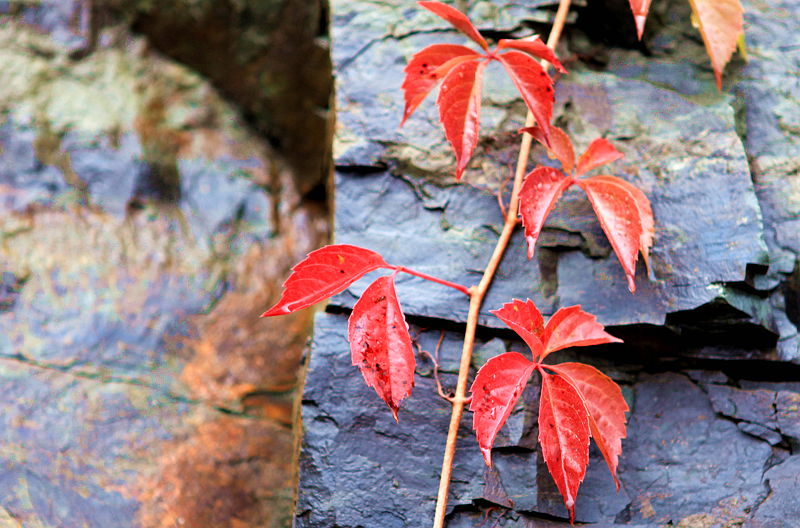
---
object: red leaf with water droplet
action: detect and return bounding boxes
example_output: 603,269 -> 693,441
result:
518,166 -> 573,258
576,138 -> 624,176
490,299 -> 546,359
687,0 -> 743,90
348,275 -> 415,421
401,44 -> 480,126
627,0 -> 652,39
539,371 -> 590,523
541,305 -> 623,359
520,125 -> 575,173
496,51 -> 555,146
497,37 -> 567,73
438,59 -> 487,180
418,0 -> 489,50
549,362 -> 629,490
469,352 -> 535,465
589,175 -> 655,276
262,245 -> 388,316
577,176 -> 643,292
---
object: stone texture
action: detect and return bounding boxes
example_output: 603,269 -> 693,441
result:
297,0 -> 800,526
298,314 -> 779,527
0,2 -> 330,527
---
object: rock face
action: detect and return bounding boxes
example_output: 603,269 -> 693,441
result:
0,2 -> 330,527
297,0 -> 800,526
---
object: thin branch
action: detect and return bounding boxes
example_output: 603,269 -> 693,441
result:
431,2 -> 573,526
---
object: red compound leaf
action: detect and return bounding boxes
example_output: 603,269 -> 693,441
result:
497,37 -> 567,73
491,299 -> 546,358
348,275 -> 415,421
576,138 -> 624,176
401,44 -> 480,126
496,51 -> 555,146
576,177 -> 644,292
538,371 -> 590,523
418,0 -> 489,50
627,0 -> 652,39
469,352 -> 536,466
688,0 -> 744,90
262,245 -> 388,316
520,125 -> 575,173
437,59 -> 488,180
549,362 -> 629,491
518,166 -> 573,258
541,305 -> 623,359
589,175 -> 655,276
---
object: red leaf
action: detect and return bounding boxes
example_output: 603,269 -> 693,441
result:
541,305 -> 623,359
496,51 -> 555,146
687,0 -> 744,89
627,0 -> 652,39
401,44 -> 480,126
437,59 -> 487,180
418,1 -> 489,51
520,125 -> 575,173
489,299 -> 544,358
262,244 -> 388,316
576,138 -> 624,176
497,37 -> 567,73
576,177 -> 643,292
518,166 -> 573,258
469,352 -> 535,466
490,299 -> 546,358
348,276 -> 415,421
538,371 -> 590,523
549,362 -> 629,491
588,175 -> 655,276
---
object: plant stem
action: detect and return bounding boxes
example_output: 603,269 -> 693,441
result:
393,266 -> 472,296
431,1 -> 573,526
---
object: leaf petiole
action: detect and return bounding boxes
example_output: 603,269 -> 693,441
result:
390,265 -> 472,296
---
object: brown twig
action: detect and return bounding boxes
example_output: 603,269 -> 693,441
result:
431,1 -> 573,526
416,331 -> 453,402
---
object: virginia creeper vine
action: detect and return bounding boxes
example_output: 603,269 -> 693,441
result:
257,0 -> 751,523
432,3 -> 573,524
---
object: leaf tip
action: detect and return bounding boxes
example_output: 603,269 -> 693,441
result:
481,447 -> 493,467
626,274 -> 637,294
714,70 -> 723,91
635,15 -> 646,40
260,306 -> 286,317
526,235 -> 537,260
391,406 -> 400,422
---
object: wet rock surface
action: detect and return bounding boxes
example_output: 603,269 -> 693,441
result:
298,0 -> 800,526
0,2 -> 330,527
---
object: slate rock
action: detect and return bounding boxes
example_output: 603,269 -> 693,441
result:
297,317 -> 785,526
126,0 -> 333,193
296,312 -> 635,527
330,0 -> 775,349
742,455 -> 800,528
0,6 -> 329,527
620,373 -> 771,526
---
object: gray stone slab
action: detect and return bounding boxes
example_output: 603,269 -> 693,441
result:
297,313 -> 782,527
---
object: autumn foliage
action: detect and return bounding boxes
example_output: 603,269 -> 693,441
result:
258,0 -> 747,523
627,0 -> 744,88
401,1 -> 565,180
519,126 -> 654,292
470,299 -> 628,522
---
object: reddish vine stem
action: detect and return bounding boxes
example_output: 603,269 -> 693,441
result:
431,1 -> 573,526
392,266 -> 472,296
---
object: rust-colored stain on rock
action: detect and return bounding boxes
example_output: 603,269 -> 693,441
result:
136,417 -> 295,528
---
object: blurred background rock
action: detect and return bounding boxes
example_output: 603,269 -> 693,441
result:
0,1 -> 331,526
